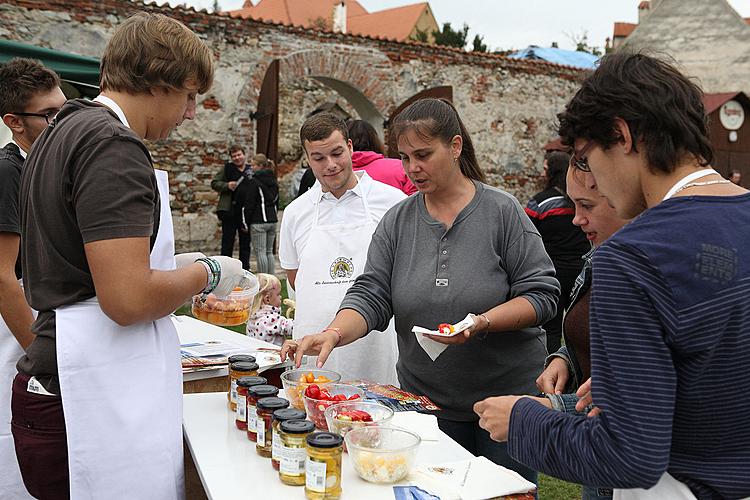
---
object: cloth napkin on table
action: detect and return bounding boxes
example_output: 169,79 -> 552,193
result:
390,411 -> 440,441
409,456 -> 536,500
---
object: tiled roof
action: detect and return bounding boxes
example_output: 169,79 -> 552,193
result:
613,22 -> 637,38
347,2 -> 428,41
233,0 -> 368,27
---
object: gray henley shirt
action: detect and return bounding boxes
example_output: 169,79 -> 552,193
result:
339,181 -> 559,421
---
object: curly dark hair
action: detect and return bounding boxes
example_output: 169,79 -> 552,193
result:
558,52 -> 713,174
0,58 -> 61,117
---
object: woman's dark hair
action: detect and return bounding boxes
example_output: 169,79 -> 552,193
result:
391,98 -> 485,183
545,151 -> 570,192
558,52 -> 713,174
347,120 -> 385,154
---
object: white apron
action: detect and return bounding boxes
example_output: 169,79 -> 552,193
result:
0,287 -> 34,500
293,189 -> 399,386
612,170 -> 718,500
56,169 -> 184,500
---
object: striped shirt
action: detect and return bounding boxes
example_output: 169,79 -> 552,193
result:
508,193 -> 750,499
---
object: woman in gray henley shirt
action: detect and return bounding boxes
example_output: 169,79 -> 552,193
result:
281,98 -> 559,485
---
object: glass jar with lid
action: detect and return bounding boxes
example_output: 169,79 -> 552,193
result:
246,385 -> 279,442
305,432 -> 343,499
227,358 -> 258,411
256,397 -> 289,457
271,408 -> 306,470
278,419 -> 315,486
235,376 -> 267,431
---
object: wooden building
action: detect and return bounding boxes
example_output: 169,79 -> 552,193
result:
704,92 -> 750,185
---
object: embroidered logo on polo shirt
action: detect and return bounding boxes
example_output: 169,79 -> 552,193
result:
330,257 -> 354,279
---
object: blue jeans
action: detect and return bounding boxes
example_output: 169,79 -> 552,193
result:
250,223 -> 276,274
437,418 -> 538,489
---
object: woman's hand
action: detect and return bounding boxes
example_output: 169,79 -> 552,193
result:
423,314 -> 488,345
279,331 -> 338,368
575,378 -> 601,417
536,357 -> 569,394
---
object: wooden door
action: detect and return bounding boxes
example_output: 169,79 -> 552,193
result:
385,86 -> 453,158
255,59 -> 279,163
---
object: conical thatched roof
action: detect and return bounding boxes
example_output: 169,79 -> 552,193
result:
620,0 -> 750,95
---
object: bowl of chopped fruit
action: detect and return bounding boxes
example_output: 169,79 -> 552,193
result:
324,400 -> 394,444
191,271 -> 259,326
280,368 -> 341,410
345,426 -> 420,483
302,383 -> 365,430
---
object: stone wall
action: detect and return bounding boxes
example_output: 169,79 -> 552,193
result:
0,0 -> 586,253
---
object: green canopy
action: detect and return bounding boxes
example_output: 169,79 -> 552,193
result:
0,39 -> 100,98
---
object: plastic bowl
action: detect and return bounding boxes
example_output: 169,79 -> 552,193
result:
280,368 -> 341,410
191,271 -> 260,326
324,401 -> 394,442
345,426 -> 421,483
302,384 -> 366,430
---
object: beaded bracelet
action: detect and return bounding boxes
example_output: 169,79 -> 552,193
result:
322,327 -> 342,346
196,257 -> 221,299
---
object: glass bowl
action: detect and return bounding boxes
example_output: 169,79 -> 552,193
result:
324,400 -> 394,443
191,270 -> 259,326
280,368 -> 341,410
302,383 -> 366,430
345,426 -> 421,483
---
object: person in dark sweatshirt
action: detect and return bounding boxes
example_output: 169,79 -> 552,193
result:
240,153 -> 279,274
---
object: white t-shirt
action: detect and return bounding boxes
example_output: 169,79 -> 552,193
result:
280,171 -> 406,271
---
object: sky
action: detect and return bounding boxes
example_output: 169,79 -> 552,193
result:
169,0 -> 750,52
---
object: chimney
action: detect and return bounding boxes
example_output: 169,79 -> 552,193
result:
638,1 -> 650,24
332,1 -> 347,33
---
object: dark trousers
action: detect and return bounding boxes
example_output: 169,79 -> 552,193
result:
544,263 -> 584,354
437,417 -> 538,489
219,211 -> 251,270
11,373 -> 70,500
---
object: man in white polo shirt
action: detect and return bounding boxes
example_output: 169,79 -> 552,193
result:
280,113 -> 405,385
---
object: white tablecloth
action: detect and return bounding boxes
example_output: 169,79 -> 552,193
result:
182,391 -> 475,499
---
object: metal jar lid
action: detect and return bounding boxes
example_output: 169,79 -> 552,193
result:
281,419 -> 315,434
306,432 -> 343,448
237,376 -> 267,388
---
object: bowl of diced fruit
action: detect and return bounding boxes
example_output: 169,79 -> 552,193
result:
191,271 -> 260,326
345,426 -> 421,483
302,383 -> 366,430
324,400 -> 394,445
280,369 -> 341,410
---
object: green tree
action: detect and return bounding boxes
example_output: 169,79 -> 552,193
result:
411,28 -> 430,43
432,22 -> 469,49
566,30 -> 603,56
471,34 -> 488,53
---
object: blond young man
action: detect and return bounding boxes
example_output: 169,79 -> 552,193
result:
13,13 -> 243,498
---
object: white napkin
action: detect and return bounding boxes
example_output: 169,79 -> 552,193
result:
410,456 -> 536,500
391,411 -> 440,441
412,314 -> 476,361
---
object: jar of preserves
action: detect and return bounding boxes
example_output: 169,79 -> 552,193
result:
228,360 -> 259,411
235,376 -> 267,431
256,397 -> 289,457
246,385 -> 279,442
278,419 -> 315,486
305,432 -> 343,500
271,408 -> 306,470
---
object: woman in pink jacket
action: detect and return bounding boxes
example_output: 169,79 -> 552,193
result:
347,120 -> 417,195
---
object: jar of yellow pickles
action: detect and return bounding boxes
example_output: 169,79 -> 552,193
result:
227,358 -> 258,411
305,432 -> 343,499
271,408 -> 307,470
278,419 -> 315,486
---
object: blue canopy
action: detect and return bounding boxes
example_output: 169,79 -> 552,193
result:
508,46 -> 599,70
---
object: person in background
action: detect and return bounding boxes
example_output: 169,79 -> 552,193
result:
474,52 -> 750,500
535,163 -> 630,500
280,112 -> 404,386
0,57 -> 66,500
240,153 -> 279,274
347,119 -> 417,195
525,150 -> 590,353
282,98 -> 559,487
728,168 -> 742,186
211,143 -> 253,269
246,273 -> 292,346
13,13 -> 244,499
296,163 -> 316,198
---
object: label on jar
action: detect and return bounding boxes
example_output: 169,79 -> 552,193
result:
257,417 -> 266,444
247,405 -> 257,433
280,446 -> 306,475
236,394 -> 246,422
230,379 -> 238,403
272,430 -> 281,460
305,458 -> 327,492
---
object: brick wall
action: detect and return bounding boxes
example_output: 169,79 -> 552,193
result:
0,0 -> 585,252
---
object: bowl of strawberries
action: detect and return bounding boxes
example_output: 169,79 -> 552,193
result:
302,383 -> 365,430
324,400 -> 395,446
